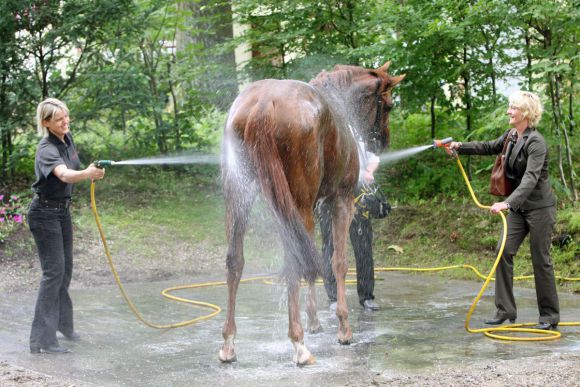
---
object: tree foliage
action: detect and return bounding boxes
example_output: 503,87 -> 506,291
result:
0,0 -> 577,203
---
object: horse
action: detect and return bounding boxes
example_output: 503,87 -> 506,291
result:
219,61 -> 404,365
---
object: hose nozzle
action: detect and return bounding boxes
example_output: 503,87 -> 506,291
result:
433,137 -> 453,148
94,160 -> 116,169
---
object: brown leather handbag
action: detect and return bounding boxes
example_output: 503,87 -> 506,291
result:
490,132 -> 514,196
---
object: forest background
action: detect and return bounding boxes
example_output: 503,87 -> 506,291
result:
0,0 -> 578,291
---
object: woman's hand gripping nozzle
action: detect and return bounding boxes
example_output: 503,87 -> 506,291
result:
433,137 -> 458,158
94,160 -> 117,169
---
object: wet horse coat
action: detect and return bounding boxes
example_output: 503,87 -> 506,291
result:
220,62 -> 404,365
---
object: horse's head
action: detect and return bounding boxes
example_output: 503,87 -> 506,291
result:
344,61 -> 405,154
310,62 -> 404,154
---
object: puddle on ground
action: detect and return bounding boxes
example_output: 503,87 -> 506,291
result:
1,272 -> 578,386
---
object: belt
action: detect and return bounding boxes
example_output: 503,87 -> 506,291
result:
34,196 -> 72,209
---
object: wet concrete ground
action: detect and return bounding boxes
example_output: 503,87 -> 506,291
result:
1,272 -> 579,386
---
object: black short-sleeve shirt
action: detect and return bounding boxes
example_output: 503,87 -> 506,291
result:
31,132 -> 81,200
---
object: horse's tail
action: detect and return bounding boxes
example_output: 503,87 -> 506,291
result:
244,105 -> 322,282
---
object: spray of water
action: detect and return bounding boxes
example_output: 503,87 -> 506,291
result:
114,153 -> 220,166
378,144 -> 433,164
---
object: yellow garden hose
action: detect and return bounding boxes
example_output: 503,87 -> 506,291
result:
91,181 -> 278,329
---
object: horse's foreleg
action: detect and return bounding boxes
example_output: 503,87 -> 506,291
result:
288,279 -> 315,365
306,281 -> 322,333
332,199 -> 353,345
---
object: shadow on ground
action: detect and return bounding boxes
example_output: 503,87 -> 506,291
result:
1,273 -> 579,386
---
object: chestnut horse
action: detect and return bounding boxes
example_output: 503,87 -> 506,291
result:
219,61 -> 404,365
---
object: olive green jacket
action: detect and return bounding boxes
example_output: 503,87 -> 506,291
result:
458,127 -> 555,211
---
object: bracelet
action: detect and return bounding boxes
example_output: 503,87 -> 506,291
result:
505,202 -> 511,209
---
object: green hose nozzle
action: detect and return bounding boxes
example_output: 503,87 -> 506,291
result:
94,160 -> 116,168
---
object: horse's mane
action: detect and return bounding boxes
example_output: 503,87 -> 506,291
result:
309,65 -> 367,91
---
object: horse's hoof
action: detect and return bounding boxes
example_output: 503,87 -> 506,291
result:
337,331 -> 352,345
338,337 -> 352,345
307,323 -> 323,334
297,355 -> 316,366
219,348 -> 237,363
292,341 -> 315,365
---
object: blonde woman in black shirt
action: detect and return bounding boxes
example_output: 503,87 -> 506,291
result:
28,98 -> 105,354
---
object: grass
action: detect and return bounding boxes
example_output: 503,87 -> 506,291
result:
73,165 -> 284,271
2,164 -> 578,293
373,198 -> 579,293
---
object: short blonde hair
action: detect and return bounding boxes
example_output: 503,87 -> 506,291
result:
508,90 -> 543,128
36,98 -> 69,137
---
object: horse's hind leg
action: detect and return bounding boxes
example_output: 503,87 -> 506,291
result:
300,209 -> 321,334
332,196 -> 353,344
219,163 -> 256,363
288,277 -> 316,365
306,281 -> 322,333
288,206 -> 319,365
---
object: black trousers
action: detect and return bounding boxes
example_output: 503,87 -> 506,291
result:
28,200 -> 74,349
493,205 -> 559,325
320,202 -> 375,305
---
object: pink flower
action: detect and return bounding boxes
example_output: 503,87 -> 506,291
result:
13,215 -> 23,223
0,217 -> 4,223
0,194 -> 4,201
0,208 -> 5,215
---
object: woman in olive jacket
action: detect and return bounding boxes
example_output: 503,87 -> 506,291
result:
447,90 -> 559,331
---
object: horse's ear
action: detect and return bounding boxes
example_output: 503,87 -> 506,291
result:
389,74 -> 406,88
378,61 -> 391,73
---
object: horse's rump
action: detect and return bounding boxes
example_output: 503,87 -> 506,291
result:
223,79 -> 340,281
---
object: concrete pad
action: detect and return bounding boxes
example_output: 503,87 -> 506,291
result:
1,273 -> 579,386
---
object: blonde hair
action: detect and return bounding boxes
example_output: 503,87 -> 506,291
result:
508,90 -> 543,128
36,98 -> 69,137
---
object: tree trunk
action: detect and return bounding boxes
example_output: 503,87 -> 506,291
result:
554,75 -> 578,201
167,58 -> 181,151
548,75 -> 569,194
569,70 -> 576,136
463,46 -> 472,134
524,29 -> 533,91
430,95 -> 436,140
462,45 -> 473,181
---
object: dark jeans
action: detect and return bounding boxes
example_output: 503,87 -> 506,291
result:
320,202 -> 375,305
28,200 -> 74,349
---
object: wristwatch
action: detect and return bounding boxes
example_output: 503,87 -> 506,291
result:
505,202 -> 511,210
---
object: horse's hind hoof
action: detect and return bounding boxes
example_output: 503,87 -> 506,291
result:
337,333 -> 352,345
297,355 -> 316,366
292,341 -> 315,365
219,349 -> 237,363
219,354 -> 237,363
307,324 -> 323,334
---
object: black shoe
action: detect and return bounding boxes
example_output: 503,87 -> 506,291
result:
362,299 -> 379,311
62,332 -> 81,341
484,317 -> 515,325
30,345 -> 71,354
533,322 -> 557,330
